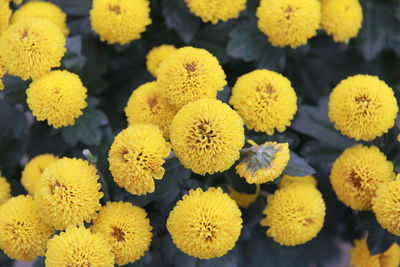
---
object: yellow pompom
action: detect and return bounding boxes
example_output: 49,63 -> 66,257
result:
157,46 -> 226,108
170,99 -> 244,175
329,75 -> 398,141
279,174 -> 317,189
0,176 -> 10,205
167,187 -> 242,259
91,202 -> 153,266
350,238 -> 400,267
229,185 -> 260,208
12,0 -> 23,4
90,0 -> 151,45
146,45 -> 177,77
0,0 -> 11,35
0,55 -> 6,90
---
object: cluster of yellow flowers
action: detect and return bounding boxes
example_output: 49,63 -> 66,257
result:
350,238 -> 400,267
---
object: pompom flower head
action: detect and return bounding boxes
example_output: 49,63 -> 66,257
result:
170,99 -> 244,175
34,157 -> 103,230
91,202 -> 153,265
256,0 -> 321,48
0,176 -> 10,205
329,75 -> 398,141
0,0 -> 11,35
0,195 -> 53,261
90,0 -> 151,45
229,185 -> 260,208
146,45 -> 177,77
230,69 -> 297,135
279,174 -> 317,189
167,187 -> 242,259
330,144 -> 394,211
260,183 -> 326,246
350,238 -> 400,267
27,70 -> 88,128
157,46 -> 226,108
108,124 -> 171,195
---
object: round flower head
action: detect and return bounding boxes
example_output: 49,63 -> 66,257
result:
260,184 -> 326,246
90,0 -> 151,45
27,70 -> 88,128
0,55 -> 6,90
330,144 -> 394,211
167,187 -> 242,259
350,238 -> 400,267
0,195 -> 53,261
0,176 -> 10,204
125,82 -> 178,139
91,202 -> 153,265
108,124 -> 171,195
230,69 -> 297,135
0,17 -> 66,80
329,75 -> 398,141
34,157 -> 103,230
146,45 -> 177,77
170,99 -> 244,175
184,0 -> 246,24
46,226 -> 114,267
21,154 -> 59,195
278,174 -> 317,189
0,0 -> 11,35
256,0 -> 321,48
157,46 -> 226,108
229,185 -> 260,209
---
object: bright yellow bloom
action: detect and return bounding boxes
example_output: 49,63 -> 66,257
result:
170,99 -> 244,175
0,17 -> 66,80
108,124 -> 171,195
184,0 -> 246,24
90,0 -> 151,45
279,174 -> 317,189
229,185 -> 260,208
167,187 -> 242,259
260,183 -> 325,246
91,202 -> 153,265
12,0 -> 23,4
330,144 -> 394,211
27,70 -> 88,128
350,238 -> 400,267
46,226 -> 114,267
0,0 -> 11,35
125,82 -> 177,139
230,69 -> 297,135
146,45 -> 177,77
21,154 -> 59,195
256,0 -> 321,48
329,75 -> 398,141
157,46 -> 226,108
0,176 -> 10,205
0,55 -> 6,90
0,195 -> 53,261
34,157 -> 103,230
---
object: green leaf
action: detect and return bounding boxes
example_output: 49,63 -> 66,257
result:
33,256 -> 45,267
49,0 -> 91,16
62,35 -> 87,72
283,152 -> 315,177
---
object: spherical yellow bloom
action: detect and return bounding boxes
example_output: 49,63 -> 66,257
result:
229,185 -> 260,208
90,0 -> 151,45
279,174 -> 317,189
0,56 -> 6,90
46,226 -> 114,267
91,202 -> 153,265
184,0 -> 246,24
260,184 -> 326,246
230,69 -> 297,134
27,70 -> 88,128
21,154 -> 59,195
0,195 -> 53,261
34,157 -> 103,230
329,75 -> 398,141
170,99 -> 244,175
157,46 -> 226,108
0,17 -> 66,80
256,0 -> 321,48
330,144 -> 394,211
350,238 -> 400,267
109,124 -> 171,195
0,0 -> 11,35
167,187 -> 242,259
0,176 -> 10,205
146,45 -> 177,77
125,82 -> 178,139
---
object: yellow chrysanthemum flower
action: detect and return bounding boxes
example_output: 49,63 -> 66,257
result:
0,0 -> 11,35
0,195 -> 53,261
125,82 -> 178,139
146,45 -> 177,77
229,185 -> 260,208
256,0 -> 321,48
260,183 -> 326,246
329,75 -> 398,141
27,70 -> 88,128
278,174 -> 317,189
0,17 -> 66,80
90,0 -> 151,45
21,154 -> 59,195
34,157 -> 103,230
167,187 -> 242,259
157,46 -> 226,108
350,238 -> 400,267
230,69 -> 297,135
330,144 -> 395,211
184,0 -> 246,24
170,99 -> 244,175
321,0 -> 362,43
0,176 -> 10,205
46,226 -> 114,267
0,55 -> 6,90
91,202 -> 153,266
108,124 -> 171,195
